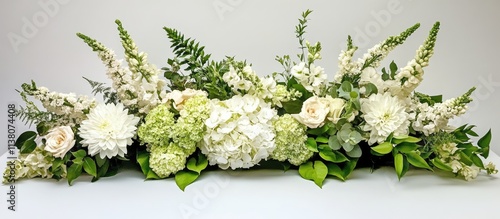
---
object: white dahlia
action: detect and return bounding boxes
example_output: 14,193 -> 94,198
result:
79,103 -> 140,159
361,93 -> 410,145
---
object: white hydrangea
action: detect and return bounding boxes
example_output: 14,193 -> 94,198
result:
200,94 -> 278,170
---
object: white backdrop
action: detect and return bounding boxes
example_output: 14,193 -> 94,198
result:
1,0 -> 499,157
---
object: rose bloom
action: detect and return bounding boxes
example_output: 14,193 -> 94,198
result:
165,89 -> 207,110
324,96 -> 345,123
293,96 -> 330,128
43,126 -> 76,158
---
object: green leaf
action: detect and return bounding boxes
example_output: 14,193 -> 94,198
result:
478,129 -> 491,158
329,135 -> 341,150
146,170 -> 161,180
71,149 -> 87,159
83,157 -> 97,178
136,150 -> 151,176
393,136 -> 421,144
316,136 -> 329,144
36,122 -> 50,136
459,151 -> 473,166
431,158 -> 453,172
395,142 -> 418,153
298,161 -> 329,188
389,61 -> 398,75
67,163 -> 83,185
313,161 -> 328,188
15,131 -> 37,149
96,159 -> 109,178
319,148 -> 348,163
52,158 -> 63,170
430,95 -> 442,103
394,153 -> 404,179
307,125 -> 329,135
343,159 -> 358,179
306,137 -> 318,152
346,144 -> 362,158
282,100 -> 302,114
470,154 -> 485,169
175,170 -> 200,191
406,152 -> 432,171
363,83 -> 378,96
371,142 -> 393,155
20,139 -> 36,154
326,163 -> 345,181
187,153 -> 209,174
341,81 -> 352,92
95,156 -> 106,167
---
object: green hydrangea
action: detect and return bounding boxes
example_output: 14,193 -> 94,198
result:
149,142 -> 189,178
172,95 -> 210,154
138,103 -> 176,146
271,114 -> 312,166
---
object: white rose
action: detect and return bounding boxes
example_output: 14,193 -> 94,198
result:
324,96 -> 346,123
292,96 -> 329,128
44,126 -> 76,158
165,89 -> 206,110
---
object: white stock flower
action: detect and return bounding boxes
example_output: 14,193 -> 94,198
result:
361,93 -> 410,145
43,126 -> 76,158
292,96 -> 330,128
79,103 -> 140,159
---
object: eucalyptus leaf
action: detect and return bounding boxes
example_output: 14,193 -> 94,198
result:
346,144 -> 362,158
329,135 -> 341,150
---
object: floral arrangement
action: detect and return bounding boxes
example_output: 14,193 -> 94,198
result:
3,10 -> 497,190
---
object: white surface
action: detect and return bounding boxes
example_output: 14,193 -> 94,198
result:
0,1 -> 500,157
1,152 -> 500,219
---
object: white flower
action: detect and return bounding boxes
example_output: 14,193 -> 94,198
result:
292,96 -> 330,128
79,103 -> 140,159
201,94 -> 277,170
361,93 -> 410,145
324,96 -> 346,123
461,165 -> 480,181
450,160 -> 462,173
165,89 -> 207,110
43,126 -> 76,158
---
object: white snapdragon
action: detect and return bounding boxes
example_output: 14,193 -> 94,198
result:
291,62 -> 327,95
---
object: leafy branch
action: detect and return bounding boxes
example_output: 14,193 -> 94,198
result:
295,9 -> 313,62
83,77 -> 117,104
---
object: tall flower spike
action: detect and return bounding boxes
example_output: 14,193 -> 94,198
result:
358,23 -> 421,70
116,20 -> 167,114
334,35 -> 359,83
76,33 -> 139,112
394,22 -> 440,97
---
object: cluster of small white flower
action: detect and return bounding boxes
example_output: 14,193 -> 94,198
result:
28,86 -> 96,126
223,65 -> 299,107
119,39 -> 167,115
333,47 -> 359,83
411,96 -> 470,136
201,94 -> 278,170
291,62 -> 327,95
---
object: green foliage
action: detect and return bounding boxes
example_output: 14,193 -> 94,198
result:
295,9 -> 313,62
15,131 -> 37,154
83,77 -> 117,104
175,153 -> 209,191
299,160 -> 328,188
